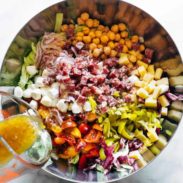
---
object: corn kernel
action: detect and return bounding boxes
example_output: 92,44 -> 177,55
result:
154,68 -> 163,80
137,60 -> 148,69
152,87 -> 161,99
104,46 -> 111,56
129,55 -> 137,63
110,50 -> 117,57
83,27 -> 90,34
89,31 -> 95,39
145,97 -> 157,108
89,43 -> 97,50
121,31 -> 129,38
137,88 -> 149,99
131,35 -> 139,43
147,65 -> 155,75
83,36 -> 91,43
138,66 -> 146,77
108,31 -> 115,41
108,41 -> 115,49
158,95 -> 170,107
77,17 -> 85,25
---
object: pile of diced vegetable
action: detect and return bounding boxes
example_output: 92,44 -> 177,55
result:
11,12 -> 183,175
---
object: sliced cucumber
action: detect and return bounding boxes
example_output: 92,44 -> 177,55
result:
162,119 -> 177,134
155,135 -> 167,150
171,101 -> 183,112
169,76 -> 183,86
168,110 -> 182,123
149,145 -> 160,155
142,149 -> 155,162
136,158 -> 147,168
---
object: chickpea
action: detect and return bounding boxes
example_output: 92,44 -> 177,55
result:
129,55 -> 137,63
108,41 -> 115,49
139,44 -> 145,52
86,19 -> 94,28
98,44 -> 103,49
110,50 -> 117,57
76,32 -> 84,37
122,45 -> 128,53
93,38 -> 100,44
69,24 -> 75,29
83,36 -> 91,43
131,35 -> 139,43
104,26 -> 110,32
61,24 -> 68,31
93,48 -> 102,57
127,63 -> 133,68
76,36 -> 83,41
136,52 -> 143,60
121,31 -> 129,38
83,27 -> 90,35
108,31 -> 115,41
118,23 -> 127,31
81,12 -> 89,21
89,31 -> 95,39
93,19 -> 100,27
101,35 -> 109,44
98,25 -> 105,31
104,46 -> 111,56
101,53 -> 107,60
119,39 -> 125,45
89,43 -> 97,50
95,30 -> 102,38
125,39 -> 132,49
115,33 -> 121,41
77,17 -> 85,25
111,24 -> 119,33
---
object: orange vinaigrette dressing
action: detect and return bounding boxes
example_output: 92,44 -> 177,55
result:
0,115 -> 38,165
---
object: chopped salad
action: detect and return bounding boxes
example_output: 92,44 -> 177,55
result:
12,12 -> 183,175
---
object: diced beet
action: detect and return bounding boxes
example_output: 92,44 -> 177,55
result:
145,48 -> 154,59
97,95 -> 107,103
77,95 -> 86,104
132,43 -> 140,51
111,78 -> 121,89
143,57 -> 151,64
90,86 -> 103,95
81,86 -> 91,96
102,67 -> 110,74
115,43 -> 123,53
104,58 -> 118,67
71,68 -> 82,76
109,69 -> 119,78
102,85 -> 111,94
96,75 -> 106,84
124,95 -> 132,103
107,96 -> 118,107
67,83 -> 75,91
80,76 -> 88,85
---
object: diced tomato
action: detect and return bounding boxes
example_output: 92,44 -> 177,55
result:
84,129 -> 102,143
92,124 -> 103,131
60,134 -> 76,145
78,154 -> 87,169
61,119 -> 77,130
0,110 -> 10,118
76,139 -> 86,151
86,148 -> 99,158
59,146 -> 78,159
82,143 -> 98,153
79,123 -> 90,135
54,137 -> 66,145
86,112 -> 97,122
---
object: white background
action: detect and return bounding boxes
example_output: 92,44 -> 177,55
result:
0,1 -> 183,183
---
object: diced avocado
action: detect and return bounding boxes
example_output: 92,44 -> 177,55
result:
168,110 -> 182,123
155,135 -> 167,150
171,101 -> 183,112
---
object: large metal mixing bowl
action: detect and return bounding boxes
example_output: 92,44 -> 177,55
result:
0,0 -> 182,182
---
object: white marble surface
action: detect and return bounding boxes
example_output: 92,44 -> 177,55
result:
0,0 -> 183,183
